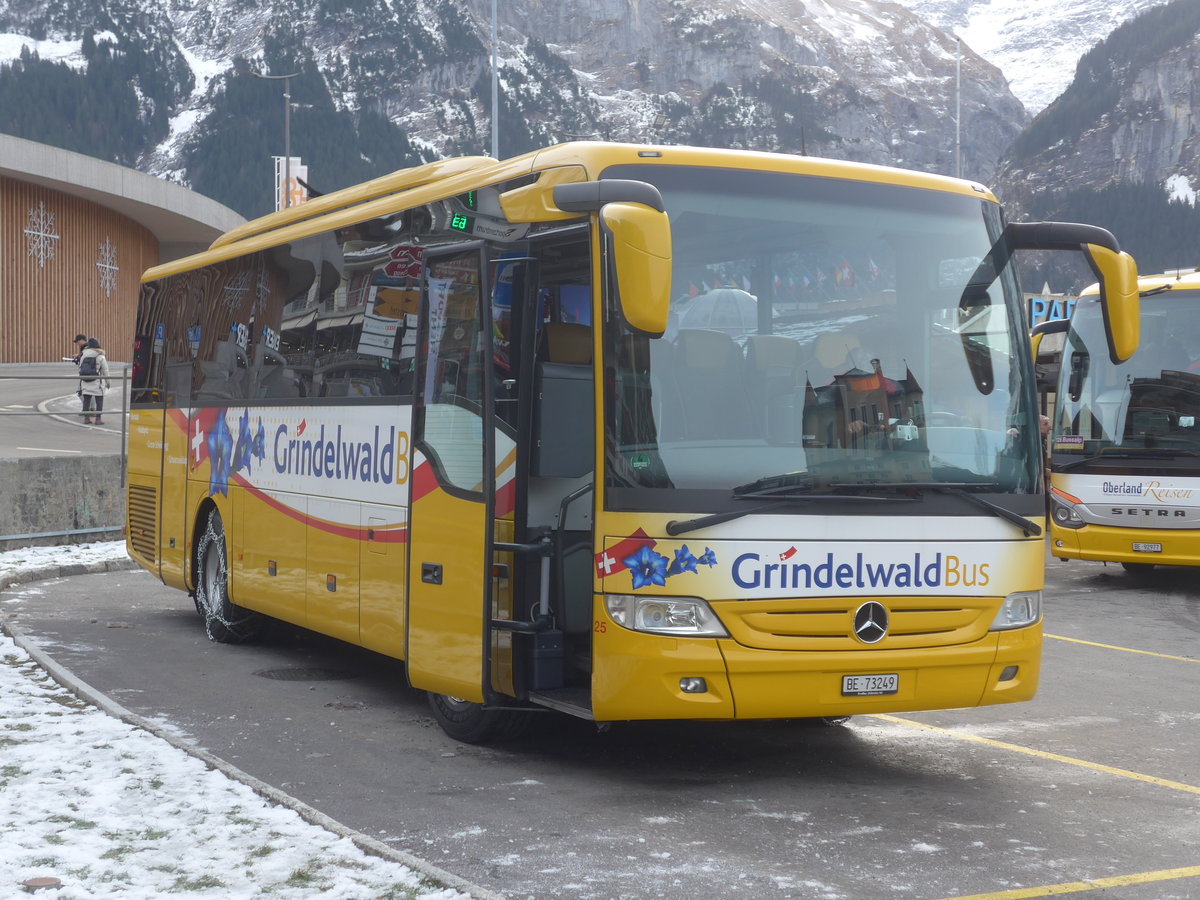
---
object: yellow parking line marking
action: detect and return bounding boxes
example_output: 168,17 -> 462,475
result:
934,864 -> 1200,899
874,715 -> 1200,796
1046,633 -> 1199,664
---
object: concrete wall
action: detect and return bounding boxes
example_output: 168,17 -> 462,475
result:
0,455 -> 125,551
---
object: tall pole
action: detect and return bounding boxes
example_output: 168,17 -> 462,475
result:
247,69 -> 300,210
491,0 -> 499,159
283,77 -> 292,207
955,37 -> 962,179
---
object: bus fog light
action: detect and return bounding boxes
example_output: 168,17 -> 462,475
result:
605,595 -> 728,637
998,666 -> 1018,682
680,677 -> 708,693
989,591 -> 1041,631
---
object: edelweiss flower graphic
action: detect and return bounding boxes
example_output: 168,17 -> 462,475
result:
624,545 -> 669,589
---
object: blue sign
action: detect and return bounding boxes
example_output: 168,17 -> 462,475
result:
1030,297 -> 1076,325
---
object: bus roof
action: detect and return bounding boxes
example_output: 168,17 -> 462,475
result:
1080,267 -> 1200,297
144,141 -> 1000,283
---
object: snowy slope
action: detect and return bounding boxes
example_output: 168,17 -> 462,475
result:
890,0 -> 1171,112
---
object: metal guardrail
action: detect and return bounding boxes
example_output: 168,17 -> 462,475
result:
0,367 -> 130,544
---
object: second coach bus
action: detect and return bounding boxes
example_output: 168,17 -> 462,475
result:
127,142 -> 1138,741
1043,269 -> 1199,571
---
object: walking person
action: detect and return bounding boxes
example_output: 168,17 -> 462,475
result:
70,333 -> 88,364
77,337 -> 109,425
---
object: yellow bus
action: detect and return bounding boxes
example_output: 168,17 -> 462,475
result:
127,142 -> 1139,742
1044,269 -> 1199,572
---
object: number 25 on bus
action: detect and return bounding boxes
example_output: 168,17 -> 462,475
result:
127,143 -> 1139,742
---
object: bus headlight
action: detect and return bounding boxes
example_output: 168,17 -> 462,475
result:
1050,496 -> 1085,529
605,595 -> 729,637
989,590 -> 1042,631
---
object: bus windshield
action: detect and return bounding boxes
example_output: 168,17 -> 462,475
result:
1053,288 -> 1200,461
601,165 -> 1040,510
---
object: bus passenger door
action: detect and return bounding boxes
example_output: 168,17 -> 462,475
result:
406,244 -> 495,702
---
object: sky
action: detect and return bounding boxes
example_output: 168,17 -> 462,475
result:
0,541 -> 475,900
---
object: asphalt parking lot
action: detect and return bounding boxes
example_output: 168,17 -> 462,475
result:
2,551 -> 1197,899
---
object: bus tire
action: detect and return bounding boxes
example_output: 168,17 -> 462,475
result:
427,692 -> 530,744
1120,562 -> 1155,574
194,508 -> 266,644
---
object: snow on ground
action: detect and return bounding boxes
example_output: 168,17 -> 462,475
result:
0,33 -> 87,69
0,542 -> 472,900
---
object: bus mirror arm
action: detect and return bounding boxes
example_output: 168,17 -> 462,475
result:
1006,222 -> 1139,363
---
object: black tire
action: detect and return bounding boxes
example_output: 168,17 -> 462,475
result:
193,508 -> 266,644
1121,562 -> 1155,574
426,692 -> 530,744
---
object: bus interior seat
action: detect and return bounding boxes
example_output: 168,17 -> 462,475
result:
196,340 -> 249,400
252,346 -> 298,398
671,328 -> 754,438
745,334 -> 803,441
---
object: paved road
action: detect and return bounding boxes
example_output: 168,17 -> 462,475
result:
3,555 -> 1197,900
0,362 -> 126,459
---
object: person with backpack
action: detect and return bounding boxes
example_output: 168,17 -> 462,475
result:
77,337 -> 110,425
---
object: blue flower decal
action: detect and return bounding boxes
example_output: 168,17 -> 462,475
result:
698,547 -> 717,567
667,545 -> 699,576
232,408 -> 253,475
625,545 -> 669,589
252,418 -> 266,464
206,411 -> 234,497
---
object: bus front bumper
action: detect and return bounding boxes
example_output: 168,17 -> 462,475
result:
590,618 -> 1041,722
1050,522 -> 1200,567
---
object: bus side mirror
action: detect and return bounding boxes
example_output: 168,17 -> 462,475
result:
1007,221 -> 1140,365
600,202 -> 671,336
554,180 -> 672,337
1082,244 -> 1139,363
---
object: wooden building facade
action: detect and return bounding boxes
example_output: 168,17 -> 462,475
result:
1,174 -> 159,364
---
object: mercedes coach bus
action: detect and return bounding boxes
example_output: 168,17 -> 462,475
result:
1041,269 -> 1198,572
126,142 -> 1139,742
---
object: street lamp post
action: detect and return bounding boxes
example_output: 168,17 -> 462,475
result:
247,69 -> 300,208
491,0 -> 499,159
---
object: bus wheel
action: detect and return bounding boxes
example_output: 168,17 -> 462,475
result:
426,693 -> 529,744
194,508 -> 266,644
1121,562 -> 1155,574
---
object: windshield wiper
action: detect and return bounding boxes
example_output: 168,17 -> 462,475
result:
1056,448 -> 1199,471
666,492 -> 913,536
828,481 -> 1041,537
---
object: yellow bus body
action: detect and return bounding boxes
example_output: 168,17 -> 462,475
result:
125,141 -> 1135,738
1049,270 -> 1198,570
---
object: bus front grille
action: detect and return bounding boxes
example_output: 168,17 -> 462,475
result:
126,484 -> 157,562
714,596 -> 998,651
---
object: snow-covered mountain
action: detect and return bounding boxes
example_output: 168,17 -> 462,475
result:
890,0 -> 1171,113
0,0 -> 1027,217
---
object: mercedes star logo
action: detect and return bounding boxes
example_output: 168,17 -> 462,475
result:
853,601 -> 889,644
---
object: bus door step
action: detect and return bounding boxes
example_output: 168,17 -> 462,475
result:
528,687 -> 593,720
